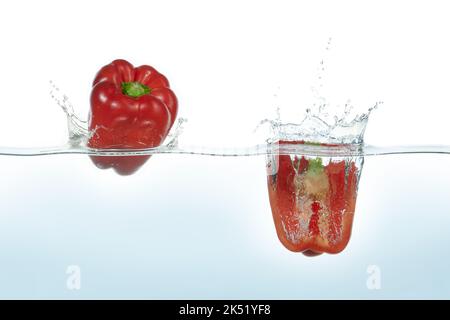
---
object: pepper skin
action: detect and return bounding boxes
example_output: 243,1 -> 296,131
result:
87,59 -> 178,175
267,140 -> 363,256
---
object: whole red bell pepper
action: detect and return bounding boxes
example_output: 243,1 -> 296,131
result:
87,59 -> 178,175
267,140 -> 363,256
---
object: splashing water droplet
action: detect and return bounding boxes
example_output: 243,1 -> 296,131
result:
49,81 -> 89,146
49,81 -> 188,150
165,117 -> 188,148
256,38 -> 383,146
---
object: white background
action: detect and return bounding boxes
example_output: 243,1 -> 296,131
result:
1,0 -> 450,299
0,0 -> 450,147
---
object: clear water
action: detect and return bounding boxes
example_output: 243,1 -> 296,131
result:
1,44 -> 449,298
0,90 -> 448,299
1,153 -> 449,298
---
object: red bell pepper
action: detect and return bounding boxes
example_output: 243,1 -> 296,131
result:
267,140 -> 363,256
87,59 -> 178,175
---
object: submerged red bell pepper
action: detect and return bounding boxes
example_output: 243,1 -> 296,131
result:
87,59 -> 178,175
267,140 -> 363,256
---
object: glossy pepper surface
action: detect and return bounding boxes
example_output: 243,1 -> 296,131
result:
87,59 -> 178,175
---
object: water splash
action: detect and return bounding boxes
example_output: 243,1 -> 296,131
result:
49,81 -> 89,146
1,80 -> 448,157
49,81 -> 187,149
256,38 -> 383,145
165,117 -> 188,149
1,80 -> 450,157
256,101 -> 381,146
1,44 -> 448,158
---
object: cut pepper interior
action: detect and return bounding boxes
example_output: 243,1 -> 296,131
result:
266,140 -> 364,256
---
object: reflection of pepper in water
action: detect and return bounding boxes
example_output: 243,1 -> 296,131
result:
267,140 -> 363,256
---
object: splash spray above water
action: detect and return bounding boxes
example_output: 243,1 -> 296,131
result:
0,41 -> 448,157
49,81 -> 89,146
258,38 -> 383,145
49,80 -> 188,150
53,39 -> 378,153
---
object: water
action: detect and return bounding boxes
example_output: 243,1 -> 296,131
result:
1,44 -> 450,297
1,143 -> 450,157
1,152 -> 450,298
